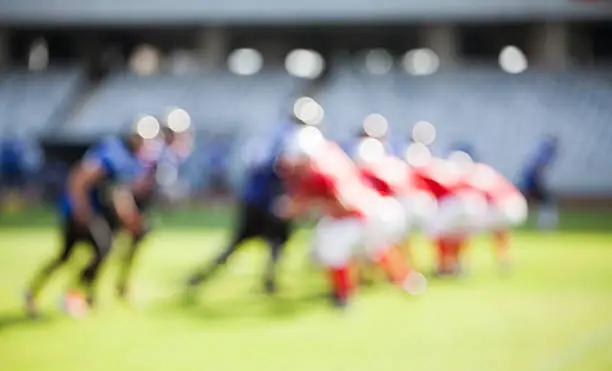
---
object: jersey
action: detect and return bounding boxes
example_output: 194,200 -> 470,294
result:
344,137 -> 401,159
0,138 -> 26,174
59,137 -> 145,218
520,139 -> 557,191
133,138 -> 184,205
411,159 -> 462,200
241,124 -> 294,211
461,164 -> 520,203
287,141 -> 381,219
358,155 -> 412,197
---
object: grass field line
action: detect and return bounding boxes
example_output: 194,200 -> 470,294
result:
536,321 -> 612,371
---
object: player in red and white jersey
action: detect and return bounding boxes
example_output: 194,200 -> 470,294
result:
352,137 -> 439,274
276,126 -> 426,307
403,145 -> 488,276
456,160 -> 528,270
355,138 -> 435,216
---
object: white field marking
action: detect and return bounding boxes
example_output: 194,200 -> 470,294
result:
536,321 -> 612,371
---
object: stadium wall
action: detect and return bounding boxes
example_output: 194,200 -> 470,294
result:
0,0 -> 610,25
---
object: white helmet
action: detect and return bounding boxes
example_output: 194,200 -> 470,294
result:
280,125 -> 325,164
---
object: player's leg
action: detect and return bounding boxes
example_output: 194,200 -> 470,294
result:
531,179 -> 558,230
364,197 -> 426,294
186,202 -> 256,287
538,200 -> 558,230
262,215 -> 292,294
434,237 -> 454,275
446,235 -> 469,275
426,194 -> 478,276
398,191 -> 437,271
76,216 -> 114,308
116,225 -> 150,299
490,194 -> 527,270
25,218 -> 79,316
422,202 -> 452,276
115,197 -> 154,299
263,237 -> 284,294
314,217 -> 363,307
186,233 -> 247,287
492,229 -> 511,270
356,198 -> 413,287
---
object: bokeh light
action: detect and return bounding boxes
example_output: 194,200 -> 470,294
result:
363,113 -> 389,138
227,48 -> 264,76
136,115 -> 161,139
166,108 -> 192,133
403,48 -> 440,76
405,142 -> 432,167
296,125 -> 325,156
448,150 -> 474,173
412,121 -> 436,145
28,39 -> 49,72
293,97 -> 324,125
356,137 -> 386,164
499,45 -> 528,74
285,49 -> 325,79
130,44 -> 160,76
364,49 -> 393,75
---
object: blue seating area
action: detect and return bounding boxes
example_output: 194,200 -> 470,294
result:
0,67 -> 84,138
1,67 -> 611,194
63,70 -> 305,139
315,68 -> 612,194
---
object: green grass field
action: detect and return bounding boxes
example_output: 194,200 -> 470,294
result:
0,209 -> 611,371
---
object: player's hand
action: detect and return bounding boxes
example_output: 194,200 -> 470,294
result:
73,205 -> 93,230
123,212 -> 145,237
320,198 -> 350,218
272,196 -> 292,219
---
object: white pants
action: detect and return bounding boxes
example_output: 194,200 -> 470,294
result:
313,197 -> 407,268
423,191 -> 487,239
398,191 -> 438,235
475,194 -> 528,233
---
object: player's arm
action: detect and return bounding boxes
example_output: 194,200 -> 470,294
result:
67,159 -> 107,228
274,192 -> 312,219
111,184 -> 144,236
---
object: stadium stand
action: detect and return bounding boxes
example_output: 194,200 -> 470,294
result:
0,67 -> 84,138
1,65 -> 610,194
315,67 -> 612,194
63,70 -> 306,139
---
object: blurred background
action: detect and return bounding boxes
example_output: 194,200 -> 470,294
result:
0,0 -> 611,212
1,2 -> 612,371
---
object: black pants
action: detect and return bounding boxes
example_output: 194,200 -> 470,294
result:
523,177 -> 553,205
0,167 -> 25,189
233,202 -> 292,246
64,215 -> 114,284
101,196 -> 152,296
189,201 -> 292,288
29,213 -> 113,301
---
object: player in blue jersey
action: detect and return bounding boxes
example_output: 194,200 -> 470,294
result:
113,116 -> 194,301
520,136 -> 559,230
25,129 -> 149,317
186,118 -> 298,295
